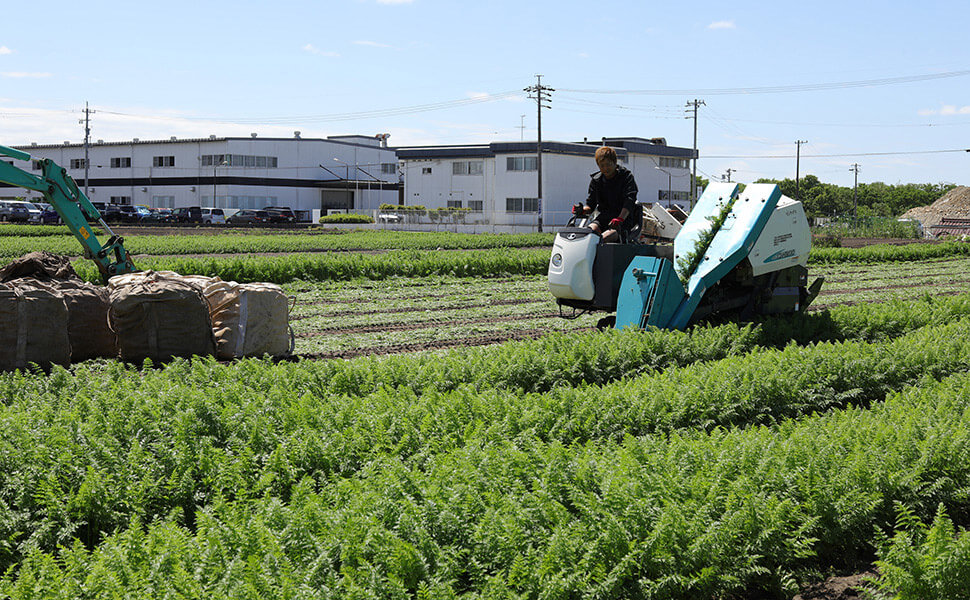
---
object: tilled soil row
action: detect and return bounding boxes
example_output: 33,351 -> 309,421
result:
296,312 -> 560,336
822,267 -> 966,285
810,288 -> 966,311
816,279 -> 970,297
296,327 -> 586,360
290,297 -> 548,321
290,282 -> 526,306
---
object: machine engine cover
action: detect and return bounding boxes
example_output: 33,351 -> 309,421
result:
548,227 -> 599,301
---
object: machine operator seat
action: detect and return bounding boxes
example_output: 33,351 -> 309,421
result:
619,203 -> 643,244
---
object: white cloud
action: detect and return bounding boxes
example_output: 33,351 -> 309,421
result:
353,40 -> 392,48
0,47 -> 13,55
917,104 -> 970,116
707,20 -> 736,30
0,104 -> 342,147
302,44 -> 339,57
1,72 -> 51,78
941,104 -> 970,115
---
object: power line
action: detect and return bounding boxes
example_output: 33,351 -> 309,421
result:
694,114 -> 970,129
703,148 -> 968,159
557,69 -> 970,96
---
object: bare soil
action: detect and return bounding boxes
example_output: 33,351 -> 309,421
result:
793,571 -> 876,600
295,328 -> 564,360
835,237 -> 939,248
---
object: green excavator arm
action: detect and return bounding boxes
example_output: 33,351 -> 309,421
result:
0,144 -> 136,284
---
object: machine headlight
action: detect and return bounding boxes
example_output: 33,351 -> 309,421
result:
551,253 -> 562,267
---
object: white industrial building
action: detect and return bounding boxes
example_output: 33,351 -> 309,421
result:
7,134 -> 401,220
395,137 -> 695,231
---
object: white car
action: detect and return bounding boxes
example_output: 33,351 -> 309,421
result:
201,208 -> 226,224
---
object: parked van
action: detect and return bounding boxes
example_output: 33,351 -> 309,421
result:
172,206 -> 203,223
201,208 -> 226,224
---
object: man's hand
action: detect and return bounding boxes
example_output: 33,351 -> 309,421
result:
572,203 -> 586,216
609,218 -> 623,230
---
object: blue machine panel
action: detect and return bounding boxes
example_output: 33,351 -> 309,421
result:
667,183 -> 781,329
616,256 -> 685,330
615,183 -> 785,332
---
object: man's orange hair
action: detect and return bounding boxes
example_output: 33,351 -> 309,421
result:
594,146 -> 617,164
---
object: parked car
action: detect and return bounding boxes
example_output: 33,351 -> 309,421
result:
133,206 -> 152,221
262,206 -> 296,223
142,208 -> 175,223
113,205 -> 139,222
84,201 -> 107,221
201,208 -> 226,225
5,203 -> 29,223
172,206 -> 203,223
40,203 -> 61,224
227,209 -> 270,225
9,201 -> 43,223
100,204 -> 123,222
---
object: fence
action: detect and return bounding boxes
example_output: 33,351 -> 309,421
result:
812,216 -> 924,239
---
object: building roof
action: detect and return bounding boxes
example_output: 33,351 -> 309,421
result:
395,138 -> 696,160
14,135 -> 391,152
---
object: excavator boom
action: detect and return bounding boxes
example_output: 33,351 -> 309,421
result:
0,144 -> 136,283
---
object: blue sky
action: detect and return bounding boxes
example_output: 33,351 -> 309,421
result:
1,0 -> 968,188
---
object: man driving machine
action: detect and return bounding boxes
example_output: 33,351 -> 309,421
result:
572,146 -> 640,243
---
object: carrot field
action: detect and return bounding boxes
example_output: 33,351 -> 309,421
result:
0,228 -> 968,599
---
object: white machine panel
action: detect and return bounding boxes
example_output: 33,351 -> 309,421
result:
548,230 -> 599,300
748,195 -> 811,277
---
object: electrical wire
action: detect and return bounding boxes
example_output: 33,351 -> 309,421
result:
703,148 -> 968,159
558,69 -> 970,95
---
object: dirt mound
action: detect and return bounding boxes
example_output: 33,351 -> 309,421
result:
901,186 -> 970,229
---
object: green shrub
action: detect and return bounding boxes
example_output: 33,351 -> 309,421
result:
318,213 -> 374,224
866,504 -> 970,600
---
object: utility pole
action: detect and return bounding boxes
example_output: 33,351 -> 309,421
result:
723,168 -> 735,183
850,163 -> 861,217
518,114 -> 526,141
685,99 -> 705,210
794,140 -> 808,202
79,102 -> 95,197
525,75 -> 553,232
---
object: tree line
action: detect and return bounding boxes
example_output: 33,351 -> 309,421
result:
694,175 -> 956,218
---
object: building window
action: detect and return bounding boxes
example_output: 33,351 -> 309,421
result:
381,163 -> 397,175
506,156 -> 537,172
468,200 -> 483,212
31,160 -> 42,171
452,160 -> 483,175
506,197 -> 539,213
70,159 -> 88,169
110,157 -> 131,168
203,154 -> 278,168
153,156 -> 175,168
152,195 -> 176,208
659,157 -> 690,169
658,190 -> 690,201
110,196 -> 132,205
422,167 -> 432,175
447,199 -> 462,209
